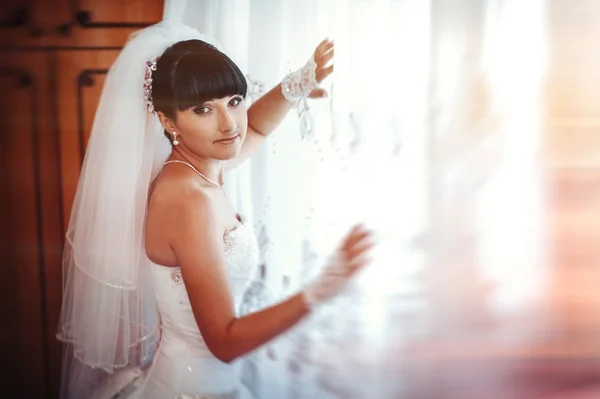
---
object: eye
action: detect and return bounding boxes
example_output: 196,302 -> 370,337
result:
193,106 -> 210,115
229,96 -> 244,107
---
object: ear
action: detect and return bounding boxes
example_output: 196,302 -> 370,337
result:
157,111 -> 176,133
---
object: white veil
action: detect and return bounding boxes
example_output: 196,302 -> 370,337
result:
56,21 -> 224,398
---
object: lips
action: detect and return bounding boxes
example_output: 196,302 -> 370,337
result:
216,134 -> 239,143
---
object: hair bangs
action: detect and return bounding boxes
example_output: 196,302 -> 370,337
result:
172,52 -> 247,111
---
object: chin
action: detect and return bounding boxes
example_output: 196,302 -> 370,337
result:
221,148 -> 242,161
214,135 -> 243,159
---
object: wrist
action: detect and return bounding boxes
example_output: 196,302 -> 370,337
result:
281,56 -> 318,103
301,289 -> 319,311
301,251 -> 348,309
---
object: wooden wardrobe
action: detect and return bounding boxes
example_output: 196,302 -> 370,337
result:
1,1 -> 162,397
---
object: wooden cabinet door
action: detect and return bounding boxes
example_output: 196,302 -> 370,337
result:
1,51 -> 59,399
2,1 -> 163,397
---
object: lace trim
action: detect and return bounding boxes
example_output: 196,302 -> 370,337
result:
57,327 -> 160,370
223,228 -> 243,253
282,56 -> 317,103
73,260 -> 137,290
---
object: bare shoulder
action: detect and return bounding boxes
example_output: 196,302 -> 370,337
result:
150,171 -> 221,225
145,171 -> 222,263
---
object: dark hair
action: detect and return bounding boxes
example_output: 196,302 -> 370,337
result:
152,39 -> 247,119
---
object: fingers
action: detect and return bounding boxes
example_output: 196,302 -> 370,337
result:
314,38 -> 334,83
319,47 -> 334,66
315,38 -> 329,54
341,224 -> 370,250
348,236 -> 375,259
315,38 -> 334,56
308,88 -> 328,98
338,224 -> 376,275
341,229 -> 373,259
317,64 -> 334,82
345,237 -> 374,268
346,253 -> 372,276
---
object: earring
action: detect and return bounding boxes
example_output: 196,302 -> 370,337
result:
172,131 -> 179,146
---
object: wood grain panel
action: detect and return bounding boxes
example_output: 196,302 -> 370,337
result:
1,59 -> 47,399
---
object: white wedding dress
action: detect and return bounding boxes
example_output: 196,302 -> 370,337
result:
131,214 -> 258,399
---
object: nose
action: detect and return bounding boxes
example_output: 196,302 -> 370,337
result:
218,107 -> 237,134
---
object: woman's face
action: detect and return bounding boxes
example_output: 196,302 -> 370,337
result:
166,94 -> 247,161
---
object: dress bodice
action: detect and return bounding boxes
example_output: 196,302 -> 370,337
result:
136,216 -> 259,398
153,215 -> 260,320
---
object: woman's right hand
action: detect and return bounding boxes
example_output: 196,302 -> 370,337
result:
303,224 -> 375,308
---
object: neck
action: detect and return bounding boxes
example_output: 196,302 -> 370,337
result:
169,147 -> 224,186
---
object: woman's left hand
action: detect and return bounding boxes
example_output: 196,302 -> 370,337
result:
308,38 -> 334,98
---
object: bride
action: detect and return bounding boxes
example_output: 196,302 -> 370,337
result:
57,21 -> 373,399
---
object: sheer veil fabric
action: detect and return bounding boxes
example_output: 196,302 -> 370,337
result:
56,10 -> 226,398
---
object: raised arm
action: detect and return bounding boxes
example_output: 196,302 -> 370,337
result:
224,38 -> 335,171
172,189 -> 372,363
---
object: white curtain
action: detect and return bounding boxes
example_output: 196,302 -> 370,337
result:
164,0 -> 549,397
